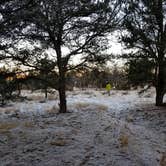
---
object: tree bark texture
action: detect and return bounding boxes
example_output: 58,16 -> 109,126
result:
58,69 -> 67,113
56,43 -> 67,113
156,59 -> 165,106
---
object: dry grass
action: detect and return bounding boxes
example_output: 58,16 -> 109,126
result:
160,153 -> 166,166
28,93 -> 58,101
75,102 -> 90,110
50,131 -> 67,146
23,121 -> 35,128
50,140 -> 67,146
126,115 -> 134,122
45,106 -> 59,114
0,108 -> 18,115
95,104 -> 108,111
74,102 -> 108,112
119,134 -> 129,147
0,122 -> 19,133
29,95 -> 44,101
47,94 -> 58,100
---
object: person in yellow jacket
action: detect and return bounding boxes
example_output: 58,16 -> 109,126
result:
105,82 -> 112,96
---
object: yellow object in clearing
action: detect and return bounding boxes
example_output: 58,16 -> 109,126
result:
106,83 -> 112,91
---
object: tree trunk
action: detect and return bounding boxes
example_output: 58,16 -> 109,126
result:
44,87 -> 47,100
156,60 -> 165,106
155,1 -> 165,106
58,70 -> 67,113
56,43 -> 67,113
156,88 -> 164,106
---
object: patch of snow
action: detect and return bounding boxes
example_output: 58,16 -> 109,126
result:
0,88 -> 165,117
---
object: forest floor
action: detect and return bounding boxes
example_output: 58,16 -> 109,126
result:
0,89 -> 166,166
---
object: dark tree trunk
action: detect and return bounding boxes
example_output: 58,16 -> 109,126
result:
17,83 -> 21,96
58,70 -> 67,113
156,88 -> 164,106
156,78 -> 165,106
156,58 -> 165,106
155,1 -> 165,106
44,87 -> 47,99
56,43 -> 67,113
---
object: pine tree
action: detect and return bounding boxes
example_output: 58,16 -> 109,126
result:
122,0 -> 166,105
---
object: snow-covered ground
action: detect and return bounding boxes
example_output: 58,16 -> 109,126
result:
0,89 -> 165,166
1,88 -> 164,116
